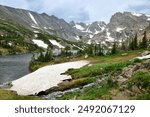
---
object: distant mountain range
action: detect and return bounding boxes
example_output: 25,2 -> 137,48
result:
0,4 -> 150,50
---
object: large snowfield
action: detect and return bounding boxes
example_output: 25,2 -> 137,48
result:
10,60 -> 89,96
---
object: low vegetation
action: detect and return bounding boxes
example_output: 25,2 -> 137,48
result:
0,19 -> 41,55
57,78 -> 118,100
128,70 -> 150,100
56,51 -> 150,100
0,89 -> 42,100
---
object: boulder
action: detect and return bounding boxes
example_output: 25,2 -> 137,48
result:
141,51 -> 150,56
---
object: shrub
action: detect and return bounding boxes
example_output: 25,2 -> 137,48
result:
130,71 -> 150,89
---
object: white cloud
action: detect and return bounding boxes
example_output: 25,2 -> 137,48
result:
0,0 -> 150,23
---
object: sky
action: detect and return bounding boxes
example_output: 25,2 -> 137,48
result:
0,0 -> 150,23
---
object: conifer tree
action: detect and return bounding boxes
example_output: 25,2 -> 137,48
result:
87,44 -> 93,56
98,43 -> 103,56
94,44 -> 97,56
133,33 -> 138,49
140,31 -> 147,49
65,46 -> 70,56
121,39 -> 126,51
129,38 -> 134,50
111,42 -> 117,54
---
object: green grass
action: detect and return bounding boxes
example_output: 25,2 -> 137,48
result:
67,60 -> 137,79
86,50 -> 143,64
128,70 -> 150,89
66,50 -> 144,79
58,78 -> 118,100
128,70 -> 150,100
0,89 -> 42,100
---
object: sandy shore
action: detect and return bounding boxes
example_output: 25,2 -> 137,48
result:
10,60 -> 89,96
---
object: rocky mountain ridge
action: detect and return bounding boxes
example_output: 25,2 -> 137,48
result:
0,5 -> 150,49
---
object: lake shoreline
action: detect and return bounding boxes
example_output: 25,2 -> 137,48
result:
10,60 -> 89,96
0,53 -> 33,84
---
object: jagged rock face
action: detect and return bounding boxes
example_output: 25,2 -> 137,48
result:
71,21 -> 106,42
92,12 -> 150,45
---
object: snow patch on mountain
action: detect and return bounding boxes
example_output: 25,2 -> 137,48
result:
33,31 -> 39,33
84,26 -> 92,33
101,27 -> 105,31
101,41 -> 106,45
89,34 -> 94,38
33,39 -> 48,48
94,29 -> 101,34
87,40 -> 92,44
131,12 -> 142,17
106,30 -> 115,42
34,34 -> 38,38
49,40 -> 65,48
116,27 -> 125,32
74,36 -> 80,40
74,24 -> 84,31
29,12 -> 38,25
31,25 -> 40,29
147,18 -> 150,21
44,27 -> 48,29
73,44 -> 83,50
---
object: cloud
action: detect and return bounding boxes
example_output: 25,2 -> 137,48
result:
0,0 -> 28,9
0,0 -> 150,23
127,1 -> 150,14
129,4 -> 150,11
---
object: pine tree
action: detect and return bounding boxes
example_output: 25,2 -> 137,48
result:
129,33 -> 138,50
38,52 -> 44,62
111,42 -> 117,54
140,31 -> 148,49
94,44 -> 97,56
65,46 -> 70,56
121,39 -> 126,51
98,44 -> 103,56
133,33 -> 138,49
129,38 -> 134,50
87,44 -> 93,56
45,47 -> 53,62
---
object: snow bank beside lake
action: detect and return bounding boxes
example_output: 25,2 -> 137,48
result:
10,60 -> 89,96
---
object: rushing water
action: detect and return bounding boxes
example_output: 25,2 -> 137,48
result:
0,54 -> 33,84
